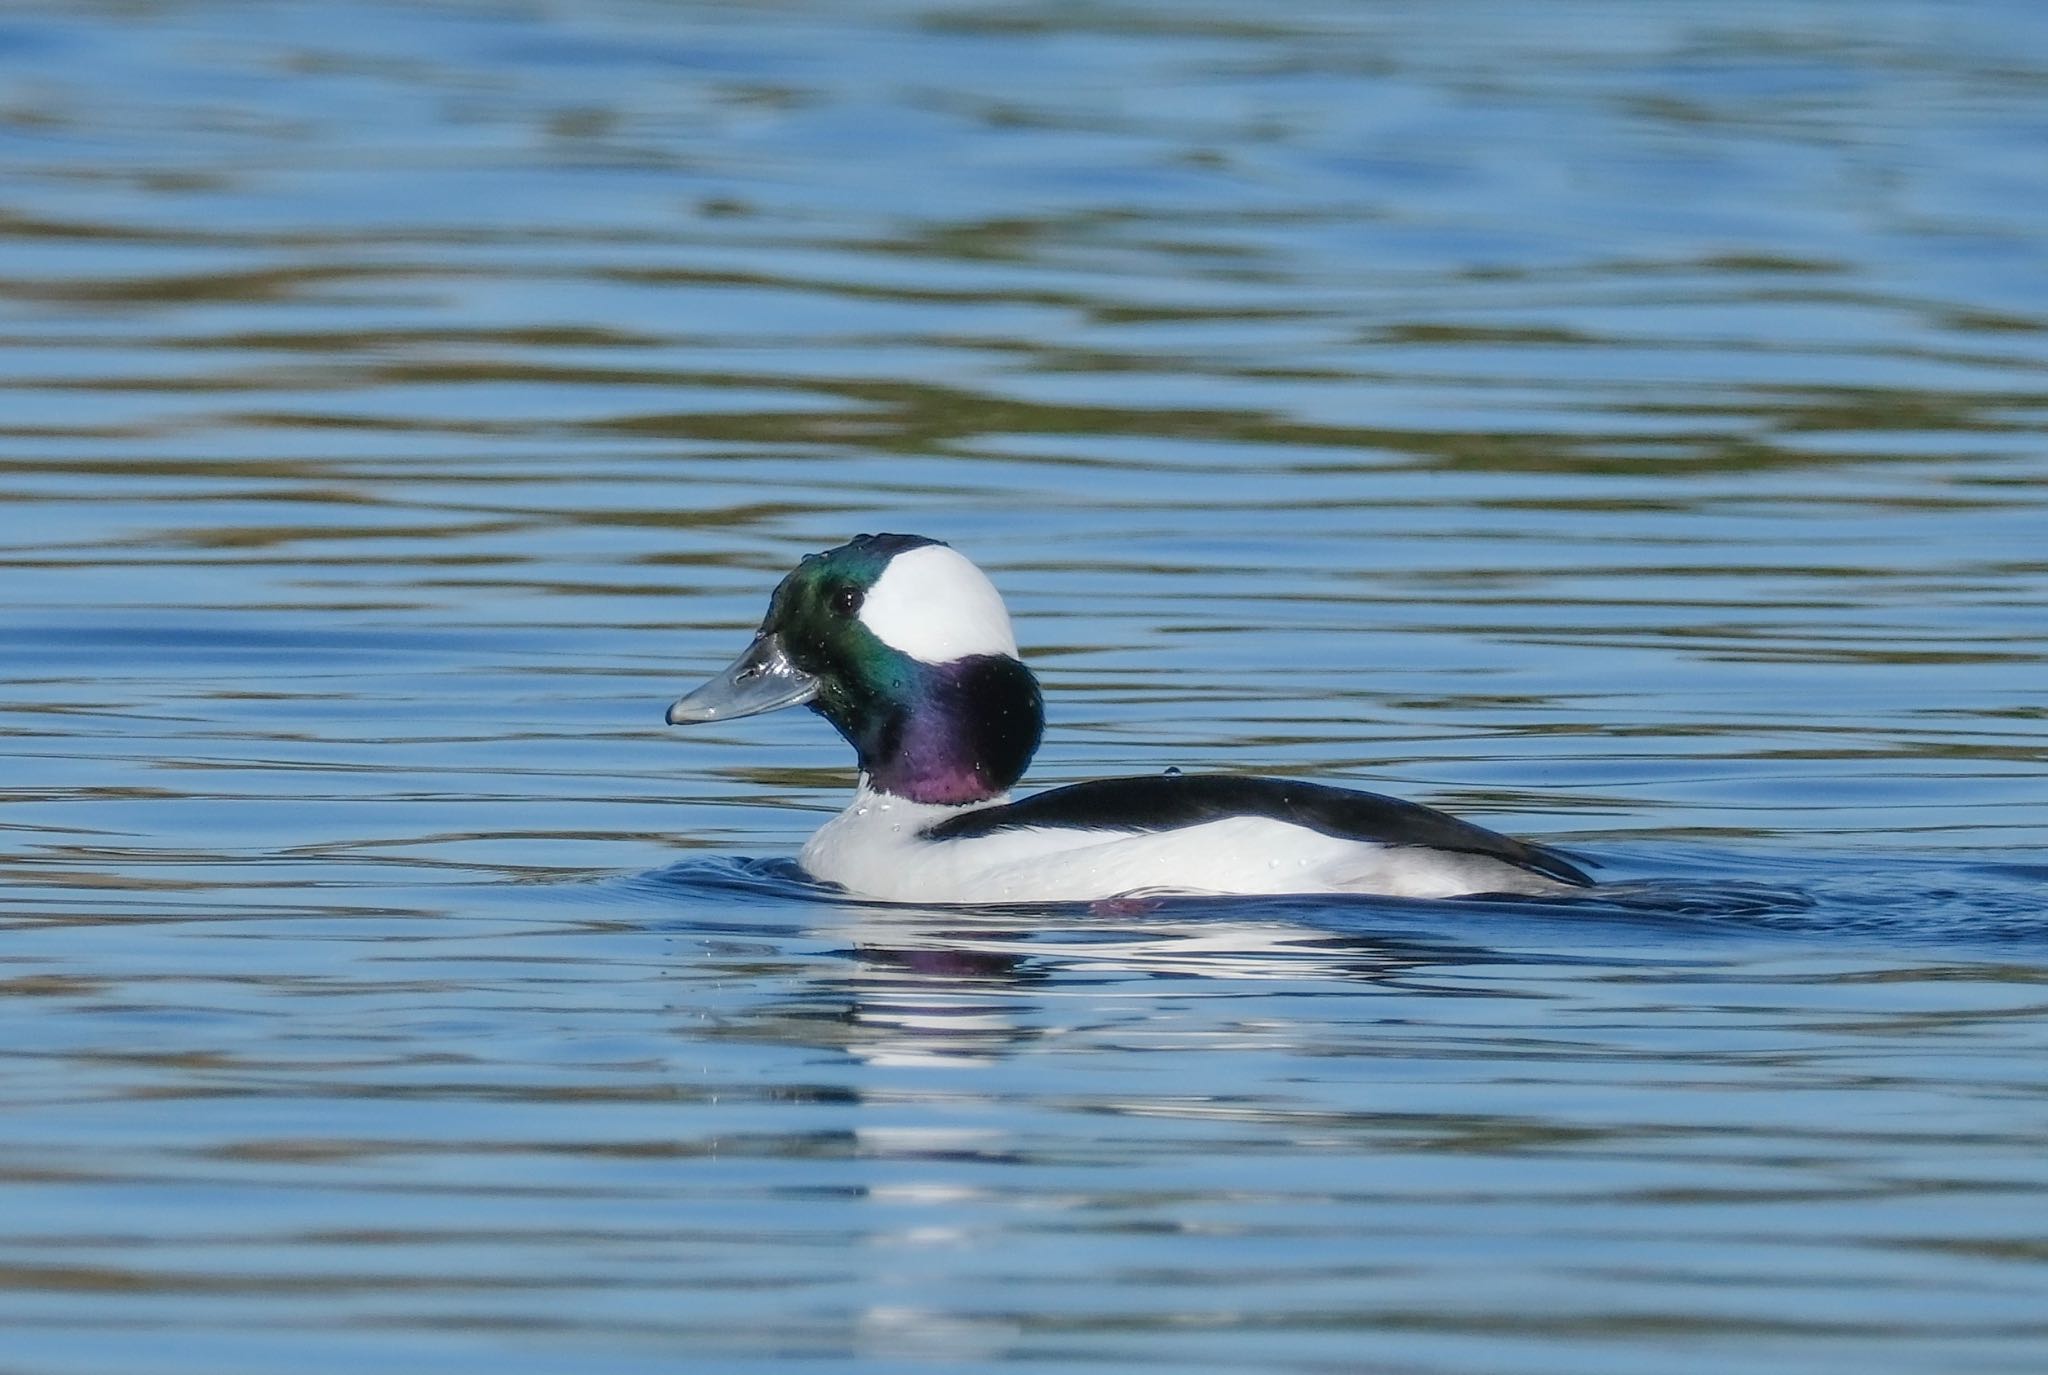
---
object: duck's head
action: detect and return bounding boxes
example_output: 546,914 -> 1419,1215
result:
667,534 -> 1043,805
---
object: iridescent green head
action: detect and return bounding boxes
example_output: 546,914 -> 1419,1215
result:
667,534 -> 1043,805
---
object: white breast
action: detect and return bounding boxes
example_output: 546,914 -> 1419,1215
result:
798,784 -> 1575,904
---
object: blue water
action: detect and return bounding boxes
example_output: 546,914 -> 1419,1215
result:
4,2 -> 2048,1372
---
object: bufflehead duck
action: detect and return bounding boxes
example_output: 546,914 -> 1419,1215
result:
667,534 -> 1592,904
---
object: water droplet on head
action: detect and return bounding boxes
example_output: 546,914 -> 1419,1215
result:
1163,766 -> 1182,777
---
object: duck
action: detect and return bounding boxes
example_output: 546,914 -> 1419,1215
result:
666,534 -> 1593,904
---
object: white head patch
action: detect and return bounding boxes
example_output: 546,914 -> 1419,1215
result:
859,543 -> 1020,664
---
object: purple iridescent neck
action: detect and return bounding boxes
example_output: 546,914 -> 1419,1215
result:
832,655 -> 1042,806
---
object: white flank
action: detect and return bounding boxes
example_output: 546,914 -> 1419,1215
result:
859,543 -> 1019,663
800,783 -> 1576,904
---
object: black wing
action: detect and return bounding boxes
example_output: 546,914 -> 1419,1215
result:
924,773 -> 1593,887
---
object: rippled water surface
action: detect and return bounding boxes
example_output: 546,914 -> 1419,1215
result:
5,2 -> 2048,1371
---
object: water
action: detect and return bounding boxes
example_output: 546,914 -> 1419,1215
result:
4,1 -> 2048,1370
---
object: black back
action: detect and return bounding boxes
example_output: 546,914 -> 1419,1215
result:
923,773 -> 1593,887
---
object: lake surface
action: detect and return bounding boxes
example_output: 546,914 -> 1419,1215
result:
4,1 -> 2048,1371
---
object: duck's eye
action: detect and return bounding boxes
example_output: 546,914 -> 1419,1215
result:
830,584 -> 863,617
